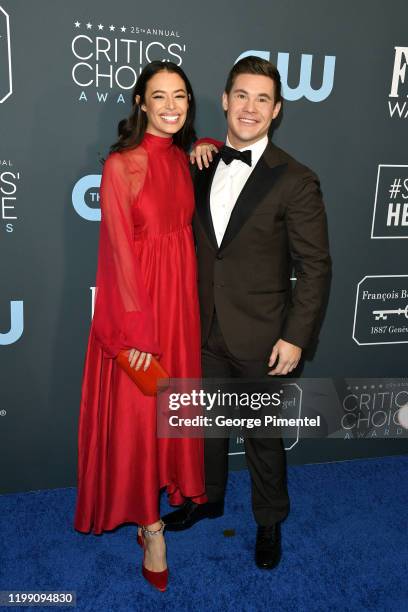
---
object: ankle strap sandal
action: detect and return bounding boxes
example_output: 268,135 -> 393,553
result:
141,519 -> 165,537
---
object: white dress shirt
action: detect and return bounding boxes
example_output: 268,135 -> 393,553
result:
210,135 -> 269,246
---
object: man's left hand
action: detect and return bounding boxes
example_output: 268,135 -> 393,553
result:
268,339 -> 302,375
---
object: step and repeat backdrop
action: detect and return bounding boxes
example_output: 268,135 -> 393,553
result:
1,0 -> 407,493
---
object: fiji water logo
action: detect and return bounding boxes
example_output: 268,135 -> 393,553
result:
0,300 -> 24,345
235,50 -> 336,102
0,6 -> 12,103
389,47 -> 408,119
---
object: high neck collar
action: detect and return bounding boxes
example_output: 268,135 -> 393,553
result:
143,131 -> 173,150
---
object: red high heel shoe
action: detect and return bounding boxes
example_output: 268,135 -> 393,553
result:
140,520 -> 169,592
137,530 -> 143,548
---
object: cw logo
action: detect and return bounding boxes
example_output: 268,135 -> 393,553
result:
0,300 -> 24,345
236,50 -> 336,102
0,6 -> 12,103
72,174 -> 101,221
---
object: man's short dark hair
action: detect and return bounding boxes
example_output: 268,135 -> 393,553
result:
225,56 -> 282,104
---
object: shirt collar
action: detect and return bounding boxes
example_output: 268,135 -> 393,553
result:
225,134 -> 269,168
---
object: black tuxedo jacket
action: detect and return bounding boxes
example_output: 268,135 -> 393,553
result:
192,140 -> 332,361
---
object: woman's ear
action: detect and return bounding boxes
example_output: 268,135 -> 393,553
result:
135,94 -> 146,111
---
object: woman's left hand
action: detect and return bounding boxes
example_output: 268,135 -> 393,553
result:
128,349 -> 152,372
190,143 -> 219,170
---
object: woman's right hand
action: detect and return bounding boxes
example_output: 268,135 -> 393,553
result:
128,349 -> 152,371
190,143 -> 219,170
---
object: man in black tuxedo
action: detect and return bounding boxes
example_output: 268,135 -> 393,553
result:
163,56 -> 331,569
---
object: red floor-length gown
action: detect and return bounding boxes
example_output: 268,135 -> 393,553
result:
74,132 -> 206,534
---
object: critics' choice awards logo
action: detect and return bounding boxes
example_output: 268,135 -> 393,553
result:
236,50 -> 335,102
0,300 -> 24,345
341,380 -> 408,439
371,165 -> 408,239
0,6 -> 12,103
1,160 -> 21,233
353,275 -> 408,345
71,20 -> 186,103
389,47 -> 408,118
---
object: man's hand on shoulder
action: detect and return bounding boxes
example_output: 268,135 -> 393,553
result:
268,339 -> 302,376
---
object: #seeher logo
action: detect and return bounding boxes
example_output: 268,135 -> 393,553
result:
371,165 -> 408,239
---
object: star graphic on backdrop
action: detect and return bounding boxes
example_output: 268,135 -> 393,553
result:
121,25 -> 126,32
109,25 -> 115,31
98,24 -> 104,30
86,22 -> 92,29
74,21 -> 81,28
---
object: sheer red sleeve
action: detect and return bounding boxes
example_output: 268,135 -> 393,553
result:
92,150 -> 161,359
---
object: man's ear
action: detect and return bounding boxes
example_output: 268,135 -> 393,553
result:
272,100 -> 281,120
222,92 -> 228,112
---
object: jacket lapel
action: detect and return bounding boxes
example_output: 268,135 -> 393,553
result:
194,153 -> 220,251
218,141 -> 287,253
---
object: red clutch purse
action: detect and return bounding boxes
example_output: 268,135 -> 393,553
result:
115,350 -> 170,396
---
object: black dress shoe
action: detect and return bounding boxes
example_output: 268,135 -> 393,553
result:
255,523 -> 281,569
162,500 -> 224,531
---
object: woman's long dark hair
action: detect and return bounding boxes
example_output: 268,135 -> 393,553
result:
110,61 -> 197,154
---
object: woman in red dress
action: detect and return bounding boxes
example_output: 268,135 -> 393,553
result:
74,61 -> 207,591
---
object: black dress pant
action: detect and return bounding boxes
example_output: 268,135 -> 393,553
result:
202,312 -> 290,526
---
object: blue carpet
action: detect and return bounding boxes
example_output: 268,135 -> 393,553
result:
0,455 -> 407,612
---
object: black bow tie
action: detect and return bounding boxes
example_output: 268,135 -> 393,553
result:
220,145 -> 252,167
